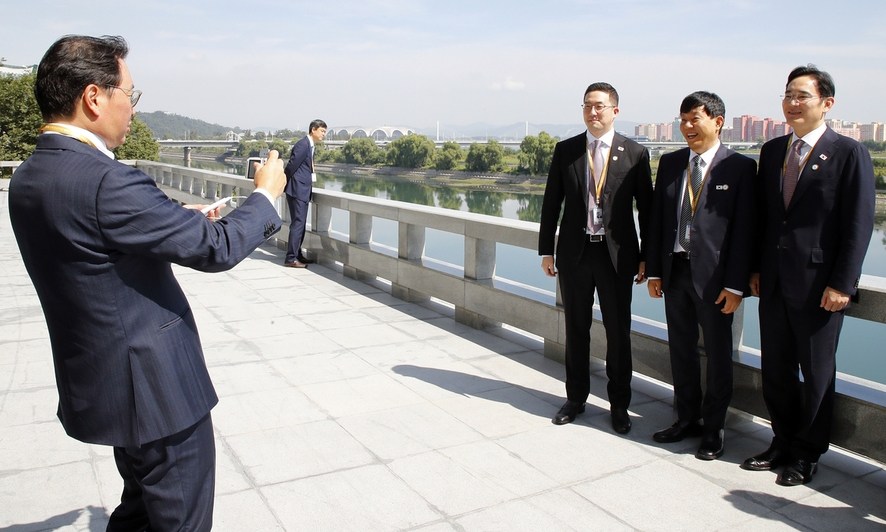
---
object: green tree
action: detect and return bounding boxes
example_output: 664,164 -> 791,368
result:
435,141 -> 464,170
236,140 -> 268,157
342,137 -> 384,165
517,131 -> 557,175
386,133 -> 436,168
0,72 -> 42,162
464,141 -> 505,172
114,116 -> 160,160
268,139 -> 289,156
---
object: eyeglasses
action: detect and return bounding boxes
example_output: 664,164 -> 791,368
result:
780,93 -> 820,105
581,103 -> 615,112
107,85 -> 142,107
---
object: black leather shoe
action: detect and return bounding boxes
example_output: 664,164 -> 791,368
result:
740,446 -> 788,471
611,408 -> 632,434
653,420 -> 703,443
695,430 -> 724,460
296,255 -> 315,264
552,400 -> 585,425
776,459 -> 818,486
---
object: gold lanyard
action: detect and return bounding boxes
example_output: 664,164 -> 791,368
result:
39,124 -> 98,148
684,158 -> 707,215
587,145 -> 610,205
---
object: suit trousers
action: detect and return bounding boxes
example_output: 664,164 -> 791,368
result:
285,192 -> 310,263
557,239 -> 633,409
759,286 -> 841,461
662,257 -> 734,434
107,413 -> 215,532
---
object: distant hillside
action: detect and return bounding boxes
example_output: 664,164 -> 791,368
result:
138,111 -> 241,140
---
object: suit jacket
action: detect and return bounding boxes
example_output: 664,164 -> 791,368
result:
9,134 -> 282,447
755,128 -> 875,309
284,136 -> 313,200
538,132 -> 652,275
647,145 -> 756,301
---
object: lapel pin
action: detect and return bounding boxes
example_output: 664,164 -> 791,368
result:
819,154 -> 827,160
612,156 -> 618,161
716,184 -> 729,190
617,146 -> 625,151
811,164 -> 819,170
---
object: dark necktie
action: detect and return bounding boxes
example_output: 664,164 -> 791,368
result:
782,139 -> 803,208
678,155 -> 703,251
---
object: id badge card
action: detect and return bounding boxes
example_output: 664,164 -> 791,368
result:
311,172 -> 317,183
592,206 -> 604,226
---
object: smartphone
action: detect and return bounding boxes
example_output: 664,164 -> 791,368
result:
201,196 -> 232,214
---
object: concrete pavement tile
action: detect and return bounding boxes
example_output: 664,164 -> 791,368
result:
0,462 -> 108,529
0,357 -> 55,391
241,330 -> 345,360
337,402 -> 483,461
433,386 -> 554,439
389,360 -> 512,401
0,422 -> 91,470
439,440 -> 558,496
776,478 -> 886,531
261,464 -> 441,530
214,489 -> 284,531
456,497 -> 624,532
224,313 -> 315,340
389,318 -> 457,341
388,450 -> 515,517
0,386 -> 63,426
212,387 -> 327,436
519,488 -> 635,531
208,360 -> 294,397
498,424 -> 660,485
214,438 -> 254,495
269,350 -> 378,386
296,309 -> 380,331
201,337 -> 265,365
300,373 -> 425,418
349,340 -> 453,370
323,323 -> 416,349
572,460 -> 774,531
361,302 -> 447,323
225,420 -> 376,485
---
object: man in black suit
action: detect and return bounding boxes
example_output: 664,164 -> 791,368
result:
539,82 -> 653,434
283,119 -> 327,267
646,91 -> 756,460
743,65 -> 875,486
9,35 -> 285,530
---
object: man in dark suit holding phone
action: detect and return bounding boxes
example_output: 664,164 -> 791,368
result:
283,119 -> 327,268
743,65 -> 875,486
9,35 -> 286,530
538,82 -> 653,434
646,91 -> 756,461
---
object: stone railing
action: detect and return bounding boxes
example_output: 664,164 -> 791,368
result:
55,161 -> 886,464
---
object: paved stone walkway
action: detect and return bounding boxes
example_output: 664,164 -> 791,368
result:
1,188 -> 884,531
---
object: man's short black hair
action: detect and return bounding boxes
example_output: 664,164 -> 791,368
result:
34,35 -> 128,121
787,64 -> 835,98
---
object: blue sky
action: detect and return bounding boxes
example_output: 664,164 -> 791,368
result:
3,0 -> 885,132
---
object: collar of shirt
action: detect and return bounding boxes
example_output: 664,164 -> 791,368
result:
791,122 -> 827,159
689,140 -> 720,168
43,122 -> 115,159
586,129 -> 616,150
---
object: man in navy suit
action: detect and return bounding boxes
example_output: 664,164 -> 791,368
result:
646,91 -> 756,460
9,35 -> 286,530
539,82 -> 653,434
743,65 -> 875,486
283,119 -> 327,267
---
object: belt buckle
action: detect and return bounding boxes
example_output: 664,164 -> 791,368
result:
588,234 -> 603,242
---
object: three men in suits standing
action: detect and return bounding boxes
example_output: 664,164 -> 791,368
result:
539,82 -> 653,434
646,92 -> 756,460
284,119 -> 327,267
9,35 -> 286,530
743,65 -> 875,486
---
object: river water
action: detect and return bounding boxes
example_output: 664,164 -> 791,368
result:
166,157 -> 886,386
